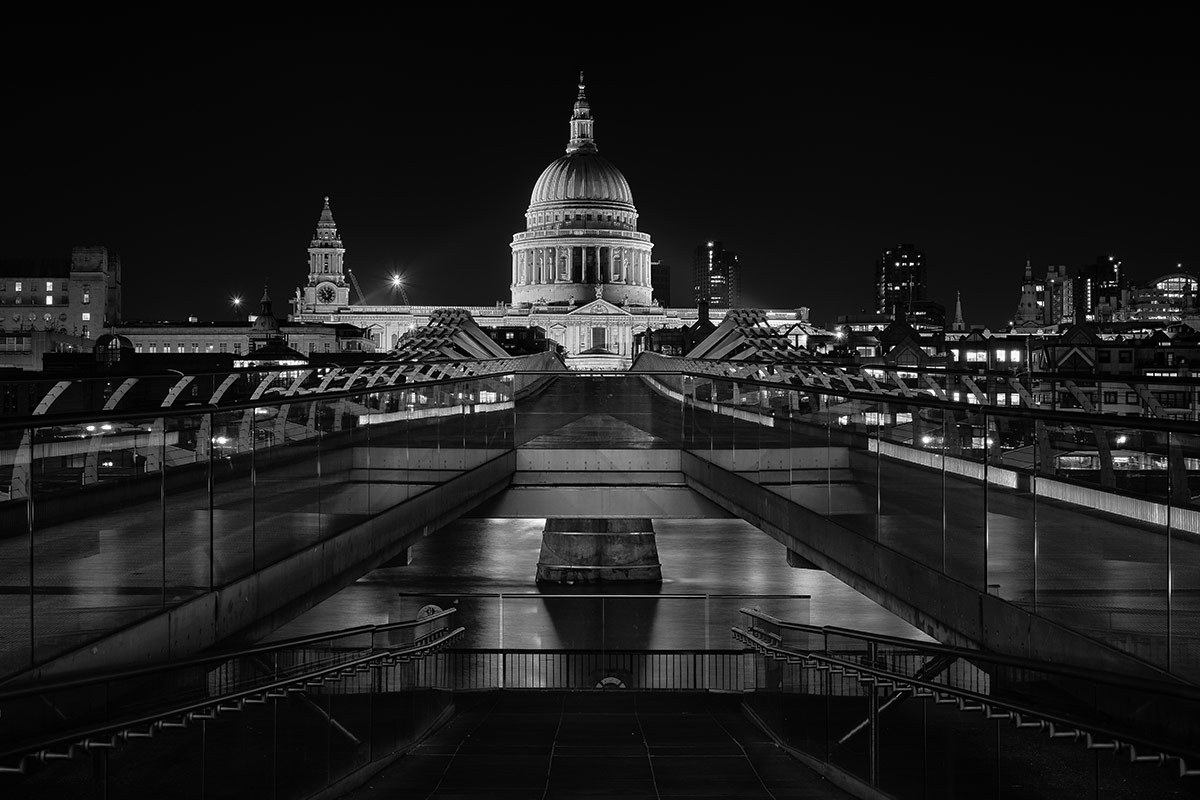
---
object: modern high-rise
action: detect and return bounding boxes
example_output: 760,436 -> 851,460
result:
692,240 -> 739,308
650,259 -> 671,307
1075,254 -> 1126,322
875,243 -> 926,315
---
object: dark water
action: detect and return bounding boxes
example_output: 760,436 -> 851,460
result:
267,517 -> 932,649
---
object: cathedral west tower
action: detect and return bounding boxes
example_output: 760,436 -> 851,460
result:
303,197 -> 349,310
511,74 -> 654,308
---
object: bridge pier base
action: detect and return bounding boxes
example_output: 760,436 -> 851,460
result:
786,549 -> 822,570
382,546 -> 413,567
536,518 -> 662,584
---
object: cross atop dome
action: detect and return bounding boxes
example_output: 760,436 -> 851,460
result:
567,72 -> 596,154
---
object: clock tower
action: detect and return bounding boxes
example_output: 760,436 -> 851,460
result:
302,196 -> 349,310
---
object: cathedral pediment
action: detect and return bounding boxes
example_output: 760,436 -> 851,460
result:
569,298 -> 632,316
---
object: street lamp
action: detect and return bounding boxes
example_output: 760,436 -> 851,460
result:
390,274 -> 412,306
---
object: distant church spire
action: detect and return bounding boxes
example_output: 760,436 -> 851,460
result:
567,71 -> 597,154
314,196 -> 340,243
952,290 -> 966,332
305,196 -> 348,308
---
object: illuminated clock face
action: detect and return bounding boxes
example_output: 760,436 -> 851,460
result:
317,285 -> 336,304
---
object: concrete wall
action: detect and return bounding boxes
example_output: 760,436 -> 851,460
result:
13,452 -> 517,684
680,451 -> 1177,682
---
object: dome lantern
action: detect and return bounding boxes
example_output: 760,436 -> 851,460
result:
567,71 -> 596,154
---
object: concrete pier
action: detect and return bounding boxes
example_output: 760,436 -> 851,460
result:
536,517 -> 662,583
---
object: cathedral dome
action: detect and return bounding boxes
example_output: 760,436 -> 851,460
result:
510,74 -> 654,311
530,152 -> 634,208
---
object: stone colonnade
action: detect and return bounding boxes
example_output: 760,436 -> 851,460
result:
512,243 -> 652,287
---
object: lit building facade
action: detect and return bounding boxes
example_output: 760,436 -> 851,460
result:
289,77 -> 812,367
510,75 -> 654,309
0,246 -> 122,340
1012,261 -> 1074,329
692,241 -> 739,308
1121,273 -> 1198,322
875,243 -> 925,315
1076,255 -> 1126,323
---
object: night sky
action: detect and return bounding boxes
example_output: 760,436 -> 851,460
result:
4,19 -> 1195,330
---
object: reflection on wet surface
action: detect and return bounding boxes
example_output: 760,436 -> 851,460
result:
265,517 -> 934,648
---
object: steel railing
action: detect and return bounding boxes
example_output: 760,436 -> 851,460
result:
733,608 -> 1200,780
0,608 -> 462,777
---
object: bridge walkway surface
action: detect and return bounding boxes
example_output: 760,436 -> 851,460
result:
337,690 -> 854,800
3,372 -> 1200,683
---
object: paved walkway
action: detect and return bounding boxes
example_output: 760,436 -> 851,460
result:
340,690 -> 855,800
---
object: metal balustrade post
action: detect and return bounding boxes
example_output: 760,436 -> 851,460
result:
26,426 -> 34,670
868,641 -> 879,786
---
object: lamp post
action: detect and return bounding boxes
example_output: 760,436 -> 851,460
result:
390,274 -> 412,306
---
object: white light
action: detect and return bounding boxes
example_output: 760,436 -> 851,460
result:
85,425 -> 96,432
101,423 -> 112,431
1116,435 -> 1127,445
921,435 -> 933,444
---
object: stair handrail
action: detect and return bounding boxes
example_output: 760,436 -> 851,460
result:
0,624 -> 464,775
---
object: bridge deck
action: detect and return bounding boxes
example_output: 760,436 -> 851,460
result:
1,375 -> 1197,682
337,690 -> 855,800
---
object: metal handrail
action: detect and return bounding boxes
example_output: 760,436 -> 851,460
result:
736,608 -> 1200,699
4,366 -> 1200,434
732,623 -> 1200,777
733,626 -> 1199,777
0,625 -> 464,775
0,607 -> 458,700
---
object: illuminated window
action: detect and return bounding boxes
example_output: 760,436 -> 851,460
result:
45,282 -> 53,292
995,350 -> 1006,362
1010,351 -> 1021,363
82,292 -> 90,304
81,312 -> 90,321
45,296 -> 53,305
15,282 -> 22,292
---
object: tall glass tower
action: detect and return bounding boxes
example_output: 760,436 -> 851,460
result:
692,241 -> 739,308
875,243 -> 926,315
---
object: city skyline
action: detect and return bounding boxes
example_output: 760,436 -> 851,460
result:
3,20 -> 1195,330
